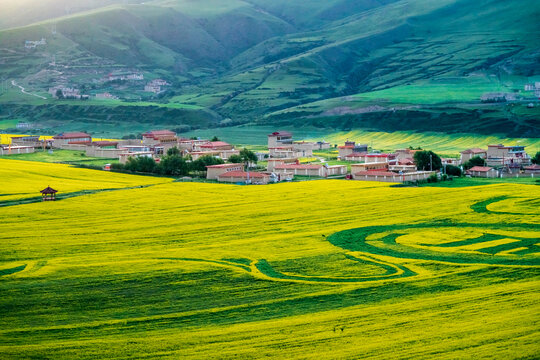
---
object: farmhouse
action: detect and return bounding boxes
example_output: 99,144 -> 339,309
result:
460,148 -> 487,163
206,163 -> 244,180
217,171 -> 271,185
467,166 -> 498,178
52,132 -> 92,148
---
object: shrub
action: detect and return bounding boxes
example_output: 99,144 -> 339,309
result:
445,165 -> 462,176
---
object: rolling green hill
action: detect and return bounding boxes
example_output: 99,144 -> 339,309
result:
0,0 -> 538,137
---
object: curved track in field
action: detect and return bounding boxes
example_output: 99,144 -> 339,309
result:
161,197 -> 539,284
160,254 -> 414,284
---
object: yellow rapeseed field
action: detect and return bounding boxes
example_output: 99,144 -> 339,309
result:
0,161 -> 538,359
0,159 -> 172,202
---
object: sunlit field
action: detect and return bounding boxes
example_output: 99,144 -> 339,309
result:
0,161 -> 538,359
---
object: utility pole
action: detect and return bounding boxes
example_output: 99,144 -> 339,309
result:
430,154 -> 433,172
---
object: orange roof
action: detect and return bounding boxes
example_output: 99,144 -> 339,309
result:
53,132 -> 91,139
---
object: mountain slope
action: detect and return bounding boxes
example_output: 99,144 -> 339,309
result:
0,0 -> 538,137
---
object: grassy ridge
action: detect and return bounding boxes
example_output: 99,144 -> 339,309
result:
0,162 -> 538,358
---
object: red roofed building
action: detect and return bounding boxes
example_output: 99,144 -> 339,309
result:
199,141 -> 234,151
206,163 -> 244,180
466,166 -> 498,178
52,132 -> 92,148
142,130 -> 177,146
217,171 -> 271,185
338,141 -> 368,158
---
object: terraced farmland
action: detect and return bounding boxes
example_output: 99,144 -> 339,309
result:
0,161 -> 538,358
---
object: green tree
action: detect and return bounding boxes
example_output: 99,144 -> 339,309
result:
158,155 -> 188,176
239,148 -> 257,164
228,154 -> 243,163
124,156 -> 156,173
166,146 -> 180,156
532,151 -> 540,164
445,164 -> 462,176
211,136 -> 220,141
413,150 -> 442,171
190,155 -> 224,172
463,156 -> 486,170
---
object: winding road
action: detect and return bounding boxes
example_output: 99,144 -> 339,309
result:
11,80 -> 47,99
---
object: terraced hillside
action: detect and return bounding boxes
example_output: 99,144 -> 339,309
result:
0,160 -> 538,358
0,0 -> 538,136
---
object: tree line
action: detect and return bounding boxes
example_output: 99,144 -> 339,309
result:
112,147 -> 257,177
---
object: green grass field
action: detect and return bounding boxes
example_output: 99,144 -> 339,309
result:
0,159 -> 538,358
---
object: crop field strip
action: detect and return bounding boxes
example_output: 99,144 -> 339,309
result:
0,161 -> 538,358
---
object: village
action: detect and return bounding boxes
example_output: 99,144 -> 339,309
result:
1,128 -> 538,186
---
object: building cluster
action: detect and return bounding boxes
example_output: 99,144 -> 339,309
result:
1,128 -> 538,183
24,38 -> 46,49
524,82 -> 540,96
460,145 -> 535,177
48,86 -> 89,99
21,130 -> 243,168
105,73 -> 144,82
144,79 -> 169,94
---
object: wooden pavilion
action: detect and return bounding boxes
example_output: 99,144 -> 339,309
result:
40,186 -> 58,201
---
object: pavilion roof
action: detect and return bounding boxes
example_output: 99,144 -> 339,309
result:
40,186 -> 58,194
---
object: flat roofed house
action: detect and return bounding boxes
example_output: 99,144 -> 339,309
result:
206,163 -> 244,180
217,171 -> 270,185
142,130 -> 177,146
267,131 -> 293,148
273,164 -> 325,177
460,148 -> 487,163
52,132 -> 92,148
467,166 -> 498,178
